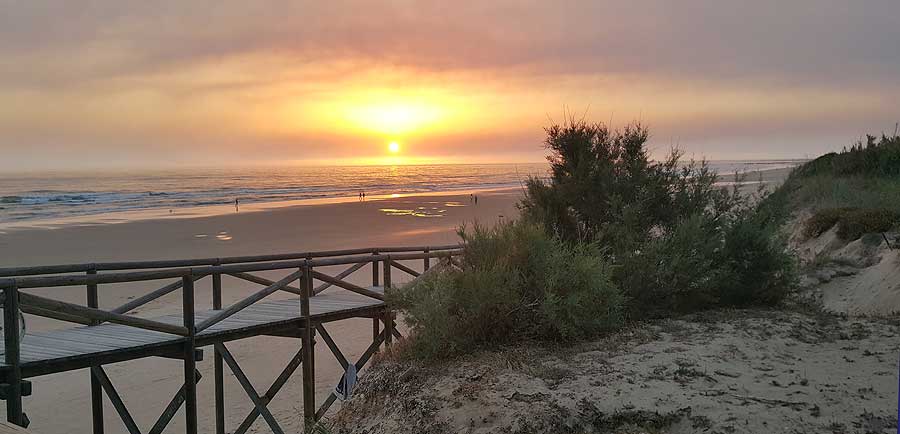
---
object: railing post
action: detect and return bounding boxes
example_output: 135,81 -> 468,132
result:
372,252 -> 380,341
371,251 -> 380,287
3,282 -> 24,427
182,274 -> 197,434
86,268 -> 104,434
423,248 -> 430,271
382,258 -> 393,348
212,260 -> 225,434
300,263 -> 316,426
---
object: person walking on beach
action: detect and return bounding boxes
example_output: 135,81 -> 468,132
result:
235,198 -> 239,212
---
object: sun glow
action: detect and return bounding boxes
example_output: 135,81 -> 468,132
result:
343,101 -> 443,135
388,142 -> 400,153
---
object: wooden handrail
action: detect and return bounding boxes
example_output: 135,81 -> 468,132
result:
228,272 -> 303,296
309,271 -> 384,301
20,304 -> 93,326
389,260 -> 421,278
0,244 -> 462,277
19,293 -> 190,336
111,275 -> 203,315
2,250 -> 463,289
313,262 -> 366,294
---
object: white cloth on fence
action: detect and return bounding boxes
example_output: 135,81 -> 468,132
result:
334,363 -> 357,401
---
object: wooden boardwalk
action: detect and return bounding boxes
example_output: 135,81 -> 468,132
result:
0,246 -> 461,434
7,289 -> 384,376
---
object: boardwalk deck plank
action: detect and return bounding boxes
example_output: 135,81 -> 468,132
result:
4,290 -> 384,373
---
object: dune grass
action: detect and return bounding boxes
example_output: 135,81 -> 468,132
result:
773,132 -> 900,240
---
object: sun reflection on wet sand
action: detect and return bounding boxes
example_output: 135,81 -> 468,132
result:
379,208 -> 444,217
378,199 -> 468,218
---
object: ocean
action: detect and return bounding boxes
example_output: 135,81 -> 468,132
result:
0,160 -> 801,225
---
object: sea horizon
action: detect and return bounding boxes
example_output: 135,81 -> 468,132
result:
0,160 -> 804,228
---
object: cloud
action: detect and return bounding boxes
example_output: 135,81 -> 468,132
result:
1,0 -> 899,169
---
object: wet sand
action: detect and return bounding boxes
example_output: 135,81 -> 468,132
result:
0,188 -> 520,434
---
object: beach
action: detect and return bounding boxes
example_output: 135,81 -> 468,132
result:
0,188 -> 520,434
0,167 -> 796,434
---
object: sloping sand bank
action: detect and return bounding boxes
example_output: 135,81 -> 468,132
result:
331,309 -> 899,434
790,213 -> 900,316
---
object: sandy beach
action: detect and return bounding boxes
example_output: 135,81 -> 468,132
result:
0,169 -> 795,434
0,189 -> 521,434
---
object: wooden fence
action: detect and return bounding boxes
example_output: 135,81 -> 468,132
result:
0,245 -> 462,433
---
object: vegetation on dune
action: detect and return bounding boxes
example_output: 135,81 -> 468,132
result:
388,118 -> 797,360
388,221 -> 623,359
803,207 -> 900,241
771,132 -> 900,241
521,119 -> 795,318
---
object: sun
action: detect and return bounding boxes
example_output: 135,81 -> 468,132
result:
388,142 -> 400,153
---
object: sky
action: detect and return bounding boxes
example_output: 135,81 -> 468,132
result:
1,1 -> 899,170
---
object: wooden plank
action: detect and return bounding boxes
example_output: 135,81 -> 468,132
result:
0,244 -> 461,277
195,270 -> 303,333
315,329 -> 386,420
18,346 -> 80,361
309,271 -> 384,301
3,249 -> 462,290
148,369 -> 202,434
300,268 -> 315,424
315,324 -> 349,369
61,327 -> 169,345
18,293 -> 189,336
213,266 -> 225,434
4,290 -> 383,369
0,421 -> 34,434
4,284 -> 24,427
313,262 -> 366,294
234,347 -> 303,434
228,272 -> 303,296
182,276 -> 198,434
389,260 -> 421,278
20,335 -> 126,354
217,344 -> 285,434
92,366 -> 141,434
111,275 -> 201,315
21,304 -> 93,326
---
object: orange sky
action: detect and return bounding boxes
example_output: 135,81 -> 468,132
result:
1,1 -> 899,170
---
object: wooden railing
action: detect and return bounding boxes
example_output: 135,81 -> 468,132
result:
0,245 -> 463,433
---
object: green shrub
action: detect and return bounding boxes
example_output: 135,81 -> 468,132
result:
774,133 -> 900,217
718,213 -> 796,306
521,118 -> 796,318
519,120 -> 725,251
618,215 -> 723,317
618,212 -> 795,318
792,134 -> 900,179
803,208 -> 853,239
836,208 -> 900,240
388,220 -> 623,359
803,207 -> 900,241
